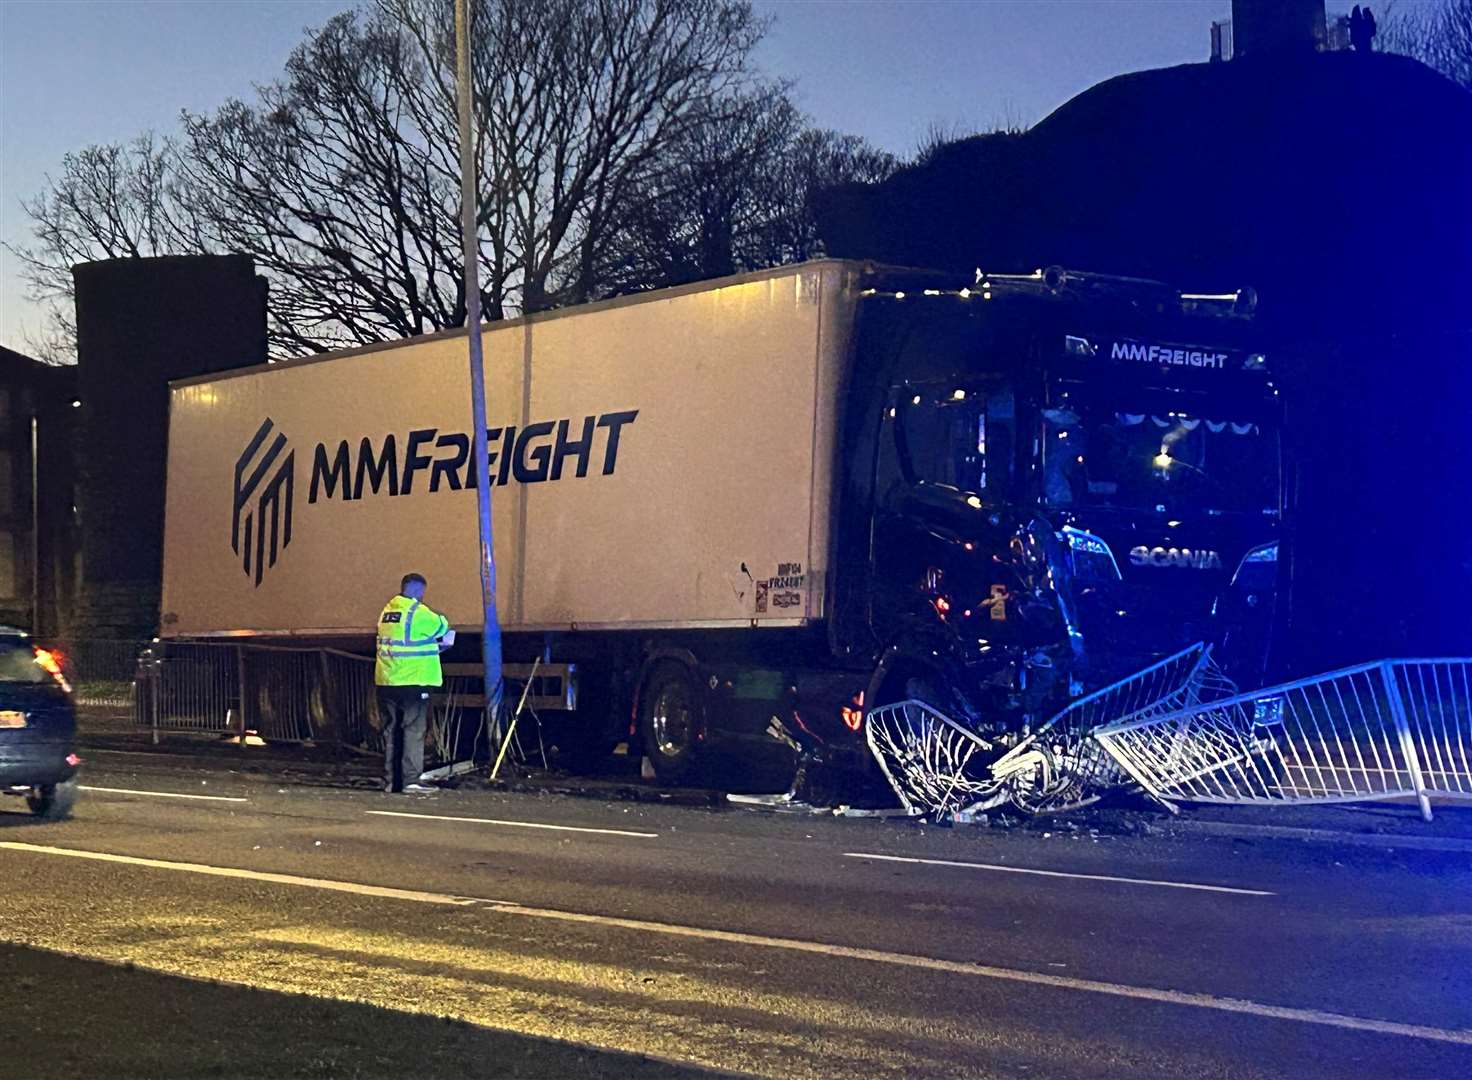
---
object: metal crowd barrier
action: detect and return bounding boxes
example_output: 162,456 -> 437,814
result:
1094,659 -> 1472,821
864,699 -> 995,816
864,643 -> 1236,816
53,639 -> 149,710
129,640 -> 495,771
987,644 -> 1235,813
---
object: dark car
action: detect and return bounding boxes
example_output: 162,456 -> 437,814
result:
0,630 -> 79,820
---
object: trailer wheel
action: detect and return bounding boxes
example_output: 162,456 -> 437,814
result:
638,662 -> 702,784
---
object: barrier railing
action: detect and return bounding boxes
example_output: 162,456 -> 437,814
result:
864,643 -> 1236,816
988,644 -> 1235,813
1094,659 -> 1472,821
51,639 -> 149,710
864,699 -> 995,816
130,640 -> 487,769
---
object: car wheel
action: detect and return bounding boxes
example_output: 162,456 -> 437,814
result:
28,777 -> 78,821
638,662 -> 702,784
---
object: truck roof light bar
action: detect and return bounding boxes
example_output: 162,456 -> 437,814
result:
1181,291 -> 1241,302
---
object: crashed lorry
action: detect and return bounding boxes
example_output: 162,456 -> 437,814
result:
159,259 -> 1281,806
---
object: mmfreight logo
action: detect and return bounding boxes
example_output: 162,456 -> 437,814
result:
306,410 -> 639,502
233,418 -> 295,587
1109,341 -> 1229,370
227,409 -> 639,588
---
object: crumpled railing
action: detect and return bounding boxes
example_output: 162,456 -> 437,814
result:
1094,658 -> 1472,821
864,643 -> 1236,816
864,699 -> 1000,816
989,644 -> 1236,813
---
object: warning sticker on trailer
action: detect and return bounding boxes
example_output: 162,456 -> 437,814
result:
754,560 -> 806,617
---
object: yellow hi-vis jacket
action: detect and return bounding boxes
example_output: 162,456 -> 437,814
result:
374,594 -> 450,687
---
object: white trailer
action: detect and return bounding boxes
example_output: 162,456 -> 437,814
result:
162,261 -> 858,639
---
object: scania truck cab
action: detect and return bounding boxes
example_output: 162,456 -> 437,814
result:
816,266 -> 1281,781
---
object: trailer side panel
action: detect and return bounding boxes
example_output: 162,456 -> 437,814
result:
159,263 -> 856,637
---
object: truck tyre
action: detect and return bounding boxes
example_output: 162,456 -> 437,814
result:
638,662 -> 702,784
28,777 -> 78,821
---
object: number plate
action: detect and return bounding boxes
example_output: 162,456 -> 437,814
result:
0,711 -> 28,728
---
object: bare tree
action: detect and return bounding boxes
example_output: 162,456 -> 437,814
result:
381,0 -> 769,313
177,9 -> 469,354
14,0 -> 888,360
596,88 -> 899,294
9,134 -> 199,361
1383,0 -> 1472,89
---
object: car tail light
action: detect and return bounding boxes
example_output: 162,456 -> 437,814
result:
33,648 -> 72,693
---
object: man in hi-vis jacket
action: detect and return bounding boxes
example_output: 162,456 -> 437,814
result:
374,572 -> 453,793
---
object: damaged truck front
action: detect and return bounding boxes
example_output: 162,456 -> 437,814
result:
817,267 -> 1283,812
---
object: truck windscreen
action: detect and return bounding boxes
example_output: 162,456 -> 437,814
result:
1041,383 -> 1279,516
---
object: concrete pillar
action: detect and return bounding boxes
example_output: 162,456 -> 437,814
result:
70,255 -> 267,639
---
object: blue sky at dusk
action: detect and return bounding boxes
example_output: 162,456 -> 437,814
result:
0,0 -> 1258,350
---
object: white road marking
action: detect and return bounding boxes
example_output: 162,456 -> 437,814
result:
843,851 -> 1274,897
3,841 -> 1465,1046
476,902 -> 1472,1047
0,843 -> 479,906
364,809 -> 658,838
80,785 -> 249,804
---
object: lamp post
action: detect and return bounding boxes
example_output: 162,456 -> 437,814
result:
455,0 -> 504,743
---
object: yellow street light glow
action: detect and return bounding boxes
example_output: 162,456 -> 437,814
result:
951,389 -> 966,401
966,495 -> 983,509
1154,450 -> 1172,468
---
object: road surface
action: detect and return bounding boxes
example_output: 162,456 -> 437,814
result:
3,759 -> 1470,1078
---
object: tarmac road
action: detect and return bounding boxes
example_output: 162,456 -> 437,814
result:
2,760 -> 1470,1079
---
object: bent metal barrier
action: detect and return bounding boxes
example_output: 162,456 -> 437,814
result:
864,643 -> 1236,816
1093,659 -> 1472,821
986,643 -> 1235,814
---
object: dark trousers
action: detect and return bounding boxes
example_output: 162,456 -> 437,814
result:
377,685 -> 430,791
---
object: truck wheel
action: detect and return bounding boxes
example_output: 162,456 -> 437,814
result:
639,662 -> 702,784
28,777 -> 79,821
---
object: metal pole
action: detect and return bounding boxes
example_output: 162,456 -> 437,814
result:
29,414 -> 40,636
237,646 -> 249,751
455,0 -> 505,746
